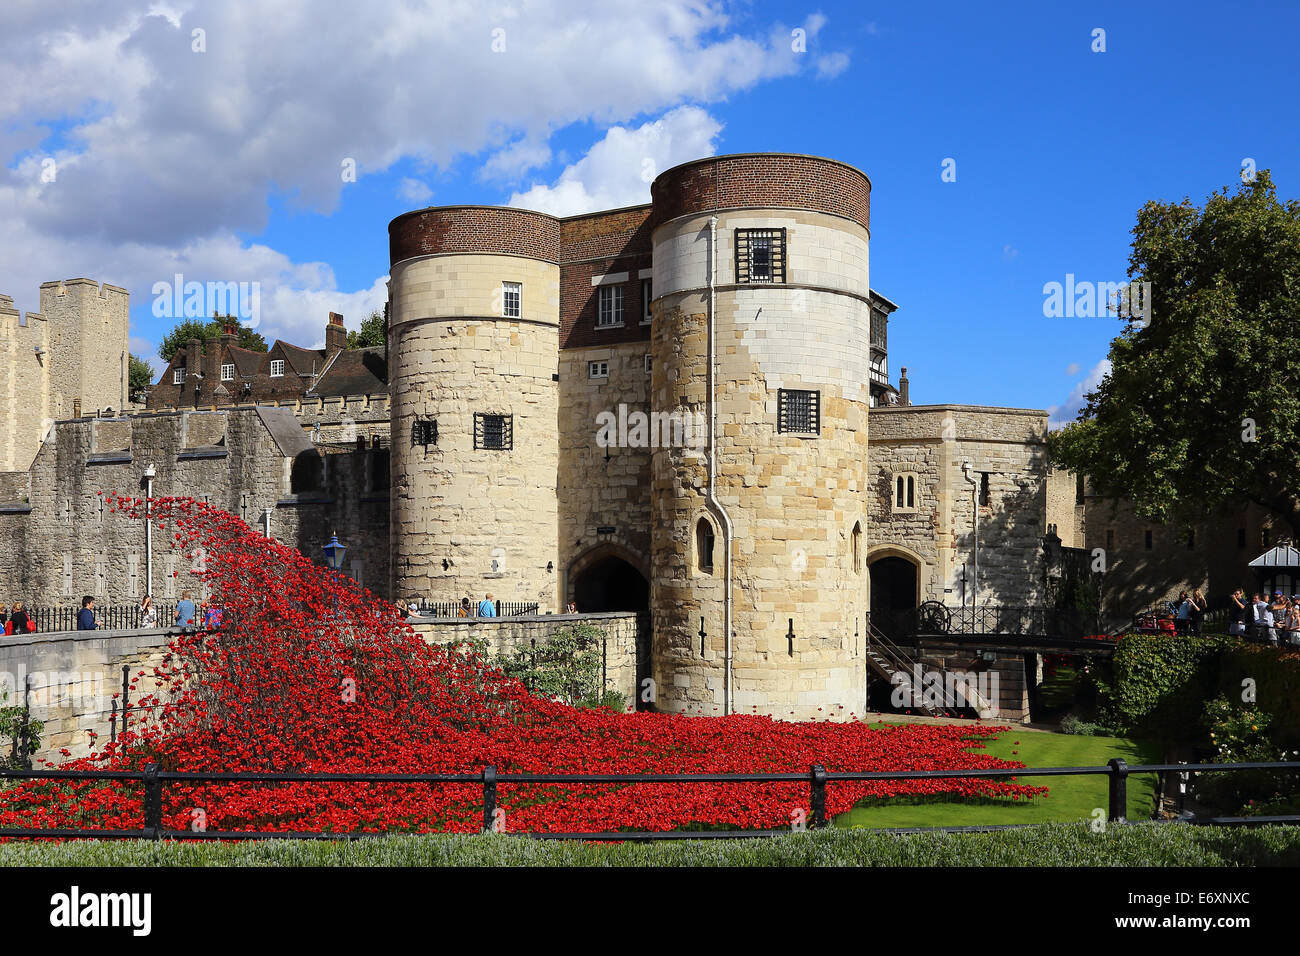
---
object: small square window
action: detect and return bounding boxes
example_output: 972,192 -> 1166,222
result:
173,366 -> 186,384
735,228 -> 787,283
411,418 -> 437,448
502,281 -> 521,318
269,359 -> 285,377
777,388 -> 819,435
475,413 -> 513,450
597,285 -> 624,327
641,279 -> 652,324
221,363 -> 235,382
588,360 -> 609,379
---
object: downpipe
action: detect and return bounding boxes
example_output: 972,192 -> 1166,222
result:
705,215 -> 735,715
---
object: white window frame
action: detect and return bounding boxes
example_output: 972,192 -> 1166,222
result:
173,366 -> 186,385
221,363 -> 235,382
269,359 -> 285,378
597,285 -> 624,328
502,281 -> 521,318
641,279 -> 652,324
588,360 -> 609,380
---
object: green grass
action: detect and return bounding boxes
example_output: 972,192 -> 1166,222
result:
2,822 -> 1297,866
835,727 -> 1161,829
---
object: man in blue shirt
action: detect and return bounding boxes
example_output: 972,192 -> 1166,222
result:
477,593 -> 496,617
175,590 -> 197,627
76,595 -> 97,631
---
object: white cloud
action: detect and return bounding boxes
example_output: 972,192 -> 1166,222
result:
397,178 -> 433,204
815,52 -> 850,80
480,139 -> 554,183
1065,362 -> 1080,376
508,106 -> 723,216
1048,359 -> 1111,429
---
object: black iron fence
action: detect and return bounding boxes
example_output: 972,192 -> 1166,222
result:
869,605 -> 1104,643
412,600 -> 540,619
0,759 -> 1297,841
21,602 -> 179,635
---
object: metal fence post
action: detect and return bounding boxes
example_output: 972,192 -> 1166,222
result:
142,762 -> 162,839
1107,757 -> 1129,823
810,764 -> 827,829
482,765 -> 497,833
109,700 -> 117,745
121,665 -> 131,736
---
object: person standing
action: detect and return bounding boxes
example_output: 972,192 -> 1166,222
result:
1284,598 -> 1300,646
175,590 -> 196,627
477,593 -> 497,617
77,595 -> 97,631
7,602 -> 31,635
1228,588 -> 1248,637
458,597 -> 471,618
138,595 -> 157,629
0,602 -> 7,635
1189,589 -> 1208,637
1174,591 -> 1191,635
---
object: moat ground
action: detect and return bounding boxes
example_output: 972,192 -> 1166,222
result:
835,720 -> 1160,829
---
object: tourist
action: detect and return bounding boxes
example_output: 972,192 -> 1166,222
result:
1189,589 -> 1208,637
458,597 -> 471,618
204,603 -> 224,629
0,602 -> 6,633
1285,599 -> 1300,646
477,593 -> 496,617
1174,591 -> 1191,635
138,595 -> 157,629
77,595 -> 97,631
1251,593 -> 1277,644
1228,588 -> 1249,636
1272,591 -> 1288,624
566,601 -> 577,614
175,590 -> 197,628
7,602 -> 31,635
407,601 -> 420,618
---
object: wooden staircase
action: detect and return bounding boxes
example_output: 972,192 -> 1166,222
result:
865,620 -> 995,719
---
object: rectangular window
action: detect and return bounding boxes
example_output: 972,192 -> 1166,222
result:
502,281 -> 521,318
644,354 -> 653,374
979,473 -> 991,507
411,418 -> 437,448
173,366 -> 186,384
221,363 -> 235,382
475,413 -> 513,450
777,388 -> 820,435
588,360 -> 609,379
597,285 -> 624,327
269,359 -> 285,377
735,228 -> 787,283
641,279 -> 652,324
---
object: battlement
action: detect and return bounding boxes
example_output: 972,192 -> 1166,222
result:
0,291 -> 45,331
38,278 -> 130,300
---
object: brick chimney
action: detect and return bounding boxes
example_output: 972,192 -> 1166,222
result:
899,367 -> 910,407
325,312 -> 346,355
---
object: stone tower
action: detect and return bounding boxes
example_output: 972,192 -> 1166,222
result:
387,206 -> 561,609
647,154 -> 872,719
0,279 -> 128,472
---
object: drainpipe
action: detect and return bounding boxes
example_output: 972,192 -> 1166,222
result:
963,460 -> 978,608
143,463 -> 156,594
705,215 -> 735,715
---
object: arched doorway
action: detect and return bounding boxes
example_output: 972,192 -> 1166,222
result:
568,546 -> 652,710
868,555 -> 919,640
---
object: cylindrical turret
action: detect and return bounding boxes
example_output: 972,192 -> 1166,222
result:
387,206 -> 561,610
648,154 -> 872,719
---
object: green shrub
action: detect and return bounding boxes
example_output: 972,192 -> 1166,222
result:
1212,644 -> 1300,749
1059,713 -> 1112,736
1097,634 -> 1230,740
498,623 -> 605,706
0,689 -> 43,771
1194,695 -> 1300,815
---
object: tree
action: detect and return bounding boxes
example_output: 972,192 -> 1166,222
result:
128,354 -> 154,400
1049,170 -> 1300,539
347,310 -> 386,349
158,313 -> 268,363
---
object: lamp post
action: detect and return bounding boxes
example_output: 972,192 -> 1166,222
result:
142,463 -> 156,595
323,532 -> 347,619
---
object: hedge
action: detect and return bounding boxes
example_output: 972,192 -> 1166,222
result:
1099,634 -> 1230,739
1213,644 -> 1300,749
3,823 -> 1299,867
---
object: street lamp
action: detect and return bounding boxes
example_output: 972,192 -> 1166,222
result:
142,463 -> 156,595
323,532 -> 347,572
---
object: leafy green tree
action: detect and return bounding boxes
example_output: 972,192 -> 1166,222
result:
1049,171 -> 1300,539
128,354 -> 154,399
347,310 -> 386,349
158,314 -> 268,363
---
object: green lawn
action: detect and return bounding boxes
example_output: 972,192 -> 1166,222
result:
835,726 -> 1161,829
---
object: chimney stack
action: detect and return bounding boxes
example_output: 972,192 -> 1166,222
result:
325,312 -> 347,355
899,367 -> 910,406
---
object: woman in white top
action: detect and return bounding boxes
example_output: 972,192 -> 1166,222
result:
138,595 -> 157,629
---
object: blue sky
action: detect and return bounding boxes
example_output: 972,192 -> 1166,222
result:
2,0 -> 1297,422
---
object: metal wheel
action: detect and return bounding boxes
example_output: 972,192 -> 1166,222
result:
917,600 -> 951,635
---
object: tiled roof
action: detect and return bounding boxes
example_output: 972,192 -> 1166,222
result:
311,348 -> 388,396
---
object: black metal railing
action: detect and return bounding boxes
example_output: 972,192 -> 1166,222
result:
21,602 -> 179,635
870,605 -> 1105,643
0,759 -> 1296,841
412,600 -> 540,619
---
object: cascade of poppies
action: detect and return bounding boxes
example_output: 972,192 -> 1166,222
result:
0,495 -> 1047,835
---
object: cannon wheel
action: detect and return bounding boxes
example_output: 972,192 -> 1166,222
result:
917,600 -> 951,635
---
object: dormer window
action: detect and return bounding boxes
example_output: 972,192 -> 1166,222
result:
221,363 -> 235,382
173,366 -> 185,384
269,359 -> 285,378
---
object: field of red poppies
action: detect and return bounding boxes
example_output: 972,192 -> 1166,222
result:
0,495 -> 1046,835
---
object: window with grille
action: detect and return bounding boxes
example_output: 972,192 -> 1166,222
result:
269,359 -> 285,377
597,285 -> 624,327
777,388 -> 819,434
735,228 -> 787,283
502,281 -> 521,318
221,363 -> 235,381
411,417 -> 437,448
173,366 -> 186,384
475,413 -> 513,450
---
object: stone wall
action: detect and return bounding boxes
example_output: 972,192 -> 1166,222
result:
408,611 -> 638,703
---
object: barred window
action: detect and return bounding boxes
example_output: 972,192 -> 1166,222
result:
597,285 -> 624,327
641,279 -> 653,324
475,413 -> 513,450
502,281 -> 521,318
411,417 -> 437,448
735,228 -> 787,283
777,388 -> 819,435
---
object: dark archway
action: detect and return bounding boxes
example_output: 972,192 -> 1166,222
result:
869,555 -> 919,641
572,556 -> 649,613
